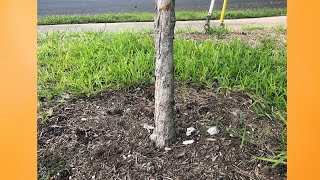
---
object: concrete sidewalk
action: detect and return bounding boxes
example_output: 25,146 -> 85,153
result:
38,16 -> 287,33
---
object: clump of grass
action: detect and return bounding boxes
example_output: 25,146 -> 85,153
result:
256,152 -> 287,167
208,116 -> 224,129
38,8 -> 287,25
38,30 -> 287,114
272,25 -> 287,34
205,26 -> 230,38
38,153 -> 71,180
242,26 -> 265,31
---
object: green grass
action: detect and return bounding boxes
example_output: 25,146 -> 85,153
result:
256,152 -> 287,167
239,112 -> 246,148
242,26 -> 265,31
38,30 -> 287,113
38,8 -> 287,25
205,26 -> 230,38
272,25 -> 287,34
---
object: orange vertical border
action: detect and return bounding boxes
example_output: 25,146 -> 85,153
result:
0,0 -> 37,179
1,0 -> 320,179
288,0 -> 320,179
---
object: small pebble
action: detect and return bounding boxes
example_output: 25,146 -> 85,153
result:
207,126 -> 219,135
186,127 -> 196,136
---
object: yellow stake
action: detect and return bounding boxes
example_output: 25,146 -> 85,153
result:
220,0 -> 228,26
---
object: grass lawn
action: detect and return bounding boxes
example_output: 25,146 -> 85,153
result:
38,27 -> 287,174
38,8 -> 286,25
38,28 -> 286,113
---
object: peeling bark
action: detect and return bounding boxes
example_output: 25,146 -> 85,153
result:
151,0 -> 176,148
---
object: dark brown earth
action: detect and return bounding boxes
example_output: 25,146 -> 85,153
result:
38,84 -> 286,180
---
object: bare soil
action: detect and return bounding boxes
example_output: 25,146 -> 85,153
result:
38,84 -> 286,180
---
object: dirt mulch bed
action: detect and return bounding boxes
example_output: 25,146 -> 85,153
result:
177,29 -> 287,48
38,85 -> 286,180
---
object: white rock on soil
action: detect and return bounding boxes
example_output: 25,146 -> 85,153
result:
182,140 -> 194,145
186,127 -> 196,136
143,123 -> 154,130
142,123 -> 154,133
207,126 -> 219,135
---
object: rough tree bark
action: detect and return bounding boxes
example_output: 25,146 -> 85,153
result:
150,0 -> 176,148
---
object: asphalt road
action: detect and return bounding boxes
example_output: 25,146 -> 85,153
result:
38,0 -> 287,17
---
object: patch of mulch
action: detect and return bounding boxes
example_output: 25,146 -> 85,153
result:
176,29 -> 287,48
38,84 -> 286,180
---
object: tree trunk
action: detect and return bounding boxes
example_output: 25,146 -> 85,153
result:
152,0 -> 176,148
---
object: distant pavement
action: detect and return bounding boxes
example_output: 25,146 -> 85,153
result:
38,16 -> 287,33
38,0 -> 287,17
